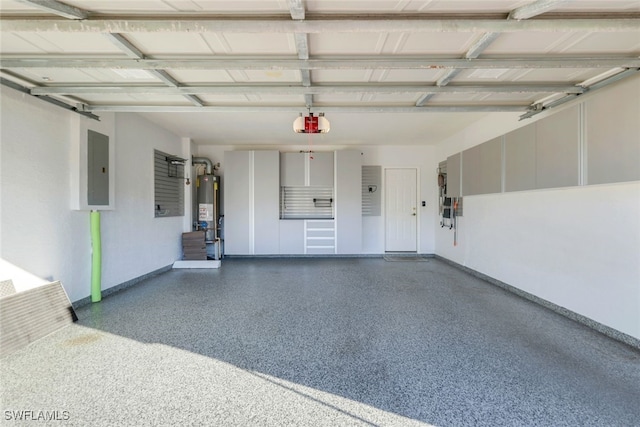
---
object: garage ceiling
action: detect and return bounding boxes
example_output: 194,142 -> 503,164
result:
1,0 -> 639,145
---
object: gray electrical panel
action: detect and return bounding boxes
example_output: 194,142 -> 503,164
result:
87,130 -> 109,206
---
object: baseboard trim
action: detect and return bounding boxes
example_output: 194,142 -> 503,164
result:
72,265 -> 172,308
223,254 -> 435,259
435,255 -> 640,350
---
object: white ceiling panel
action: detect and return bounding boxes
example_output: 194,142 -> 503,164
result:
509,68 -> 604,84
305,0 -> 526,14
1,0 -> 638,145
398,33 -> 481,55
241,70 -> 301,83
407,0 -> 527,13
486,32 -> 640,55
482,32 -> 588,55
162,0 -> 289,14
312,70 -> 377,83
164,70 -> 236,84
310,33 -> 393,55
8,68 -> 157,84
215,33 -> 297,55
558,33 -> 640,54
554,1 -> 640,12
80,93 -> 192,105
198,94 -> 304,105
1,32 -> 123,54
124,33 -> 214,55
379,69 -> 445,83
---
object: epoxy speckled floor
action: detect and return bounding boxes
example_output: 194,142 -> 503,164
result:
2,258 -> 639,426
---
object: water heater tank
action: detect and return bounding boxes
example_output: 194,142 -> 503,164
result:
197,174 -> 220,242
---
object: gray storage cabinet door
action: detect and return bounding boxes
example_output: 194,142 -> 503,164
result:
335,150 -> 362,254
309,152 -> 334,187
253,151 -> 280,254
280,152 -> 305,186
224,151 -> 251,255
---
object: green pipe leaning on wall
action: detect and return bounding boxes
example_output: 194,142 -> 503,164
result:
90,210 -> 102,303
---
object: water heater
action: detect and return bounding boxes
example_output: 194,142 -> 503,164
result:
197,174 -> 220,243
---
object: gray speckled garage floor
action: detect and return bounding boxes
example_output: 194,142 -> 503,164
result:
2,258 -> 639,426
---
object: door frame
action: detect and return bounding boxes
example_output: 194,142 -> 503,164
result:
384,167 -> 420,253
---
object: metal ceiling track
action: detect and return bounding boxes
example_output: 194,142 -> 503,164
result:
0,77 -> 99,120
1,18 -> 638,34
2,57 -> 638,70
30,84 -> 586,96
83,105 -> 526,113
520,67 -> 640,120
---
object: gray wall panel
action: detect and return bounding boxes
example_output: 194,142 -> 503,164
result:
505,125 -> 536,192
462,144 -> 481,196
536,105 -> 580,189
586,77 -> 640,185
481,137 -> 502,194
446,153 -> 461,197
463,137 -> 501,196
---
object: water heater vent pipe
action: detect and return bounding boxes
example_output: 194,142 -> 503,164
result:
192,156 -> 214,175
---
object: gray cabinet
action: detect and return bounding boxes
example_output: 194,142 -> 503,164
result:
223,151 -> 251,255
309,152 -> 334,187
224,150 -> 280,255
279,220 -> 304,254
280,152 -> 305,186
335,150 -> 362,254
254,151 -> 280,254
280,151 -> 334,187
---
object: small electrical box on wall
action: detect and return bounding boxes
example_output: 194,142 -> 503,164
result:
87,130 -> 109,206
71,114 -> 116,210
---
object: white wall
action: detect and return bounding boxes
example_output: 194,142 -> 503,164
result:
1,87 -> 89,301
435,76 -> 640,340
195,143 -> 437,254
0,86 -> 185,302
100,114 -> 184,291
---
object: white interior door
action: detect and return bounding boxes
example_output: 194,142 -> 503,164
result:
385,168 -> 417,252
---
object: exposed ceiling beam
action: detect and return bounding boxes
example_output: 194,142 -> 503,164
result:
287,0 -> 306,20
288,2 -> 313,107
509,0 -> 572,20
148,70 -> 179,87
184,94 -> 205,107
105,33 -> 144,58
416,32 -> 501,106
294,33 -> 310,60
103,33 -> 204,106
1,18 -> 638,34
31,84 -> 585,96
4,57 -> 638,70
12,0 -> 88,20
418,0 -> 570,106
84,104 -> 526,113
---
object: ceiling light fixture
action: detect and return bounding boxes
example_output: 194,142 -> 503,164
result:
293,112 -> 330,134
